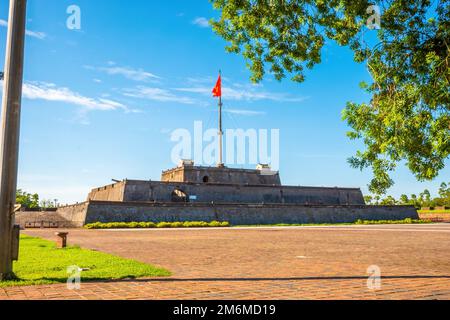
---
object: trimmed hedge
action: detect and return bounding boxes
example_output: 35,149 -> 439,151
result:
354,218 -> 429,225
85,218 -> 427,229
85,221 -> 230,229
419,209 -> 450,214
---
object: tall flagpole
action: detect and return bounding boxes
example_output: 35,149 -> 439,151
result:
0,0 -> 27,280
218,70 -> 224,168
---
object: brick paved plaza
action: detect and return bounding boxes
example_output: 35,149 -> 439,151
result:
1,224 -> 450,300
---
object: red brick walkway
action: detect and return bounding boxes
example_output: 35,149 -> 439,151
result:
1,224 -> 450,300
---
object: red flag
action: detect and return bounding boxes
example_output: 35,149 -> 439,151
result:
212,75 -> 221,97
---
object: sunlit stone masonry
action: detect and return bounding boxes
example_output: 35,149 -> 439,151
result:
16,160 -> 418,228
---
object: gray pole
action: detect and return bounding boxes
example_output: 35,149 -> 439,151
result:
217,70 -> 224,168
218,95 -> 223,167
0,0 -> 27,281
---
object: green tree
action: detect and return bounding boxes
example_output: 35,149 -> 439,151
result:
16,189 -> 40,209
410,193 -> 421,208
40,199 -> 56,210
380,195 -> 397,205
364,195 -> 373,205
438,182 -> 449,198
399,194 -> 410,205
419,189 -> 432,207
211,0 -> 449,194
436,182 -> 450,206
373,194 -> 381,205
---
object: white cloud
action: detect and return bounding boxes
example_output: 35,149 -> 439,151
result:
225,109 -> 266,116
174,85 -> 308,103
192,17 -> 210,28
25,29 -> 46,39
0,19 -> 46,39
85,65 -> 161,82
19,81 -> 127,111
122,86 -> 196,104
186,76 -> 216,84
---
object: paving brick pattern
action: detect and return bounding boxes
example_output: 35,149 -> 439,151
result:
1,224 -> 450,300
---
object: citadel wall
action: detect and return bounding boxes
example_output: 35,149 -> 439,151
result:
15,202 -> 89,228
87,181 -> 126,201
121,180 -> 366,205
16,201 -> 419,227
83,201 -> 419,225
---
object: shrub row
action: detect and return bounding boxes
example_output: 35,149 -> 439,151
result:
354,218 -> 429,225
85,221 -> 230,229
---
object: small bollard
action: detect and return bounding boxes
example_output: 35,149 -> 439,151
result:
55,232 -> 69,248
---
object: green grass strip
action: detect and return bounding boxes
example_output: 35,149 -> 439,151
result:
0,235 -> 170,288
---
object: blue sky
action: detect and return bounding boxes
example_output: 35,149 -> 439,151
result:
0,0 -> 448,204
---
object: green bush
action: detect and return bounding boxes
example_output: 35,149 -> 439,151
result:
170,222 -> 184,228
85,220 -> 231,230
156,222 -> 172,228
146,222 -> 157,228
208,221 -> 230,227
209,221 -> 221,227
355,218 -> 428,225
129,222 -> 139,229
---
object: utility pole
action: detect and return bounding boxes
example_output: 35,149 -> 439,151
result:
0,0 -> 27,281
